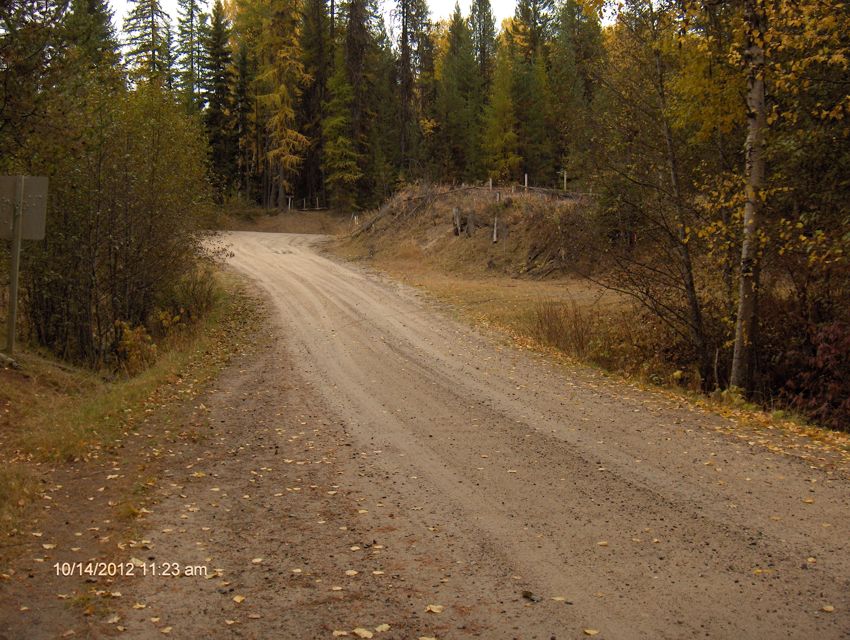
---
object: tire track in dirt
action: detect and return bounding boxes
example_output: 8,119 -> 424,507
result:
113,231 -> 849,639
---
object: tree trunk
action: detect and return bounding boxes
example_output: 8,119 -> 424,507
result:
730,0 -> 767,391
654,47 -> 710,384
399,0 -> 411,166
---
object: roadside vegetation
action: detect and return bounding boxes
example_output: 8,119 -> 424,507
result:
0,272 -> 262,536
0,2 -> 248,534
2,0 -> 848,447
335,184 -> 850,433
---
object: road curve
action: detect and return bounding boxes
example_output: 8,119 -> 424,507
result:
226,231 -> 849,639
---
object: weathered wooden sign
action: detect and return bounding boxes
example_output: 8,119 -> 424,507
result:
0,176 -> 48,240
2,175 -> 49,357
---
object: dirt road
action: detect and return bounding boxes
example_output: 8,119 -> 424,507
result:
108,232 -> 850,638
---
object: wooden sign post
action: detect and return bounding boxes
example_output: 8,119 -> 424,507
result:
1,176 -> 49,356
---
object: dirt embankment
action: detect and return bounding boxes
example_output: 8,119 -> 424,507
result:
334,186 -> 602,281
218,207 -> 351,236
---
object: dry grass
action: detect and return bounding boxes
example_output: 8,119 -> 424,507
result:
532,298 -> 596,360
330,185 -> 619,352
0,466 -> 36,534
329,185 -> 689,387
0,269 -> 261,534
218,205 -> 350,235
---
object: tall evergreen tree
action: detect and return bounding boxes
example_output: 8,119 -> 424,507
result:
298,0 -> 331,201
365,16 -> 401,202
549,0 -> 602,181
161,18 -> 178,91
483,42 -> 520,180
233,42 -> 256,198
204,0 -> 235,194
395,0 -> 431,174
512,50 -> 555,181
65,0 -> 119,66
176,0 -> 208,110
511,0 -> 554,59
322,46 -> 362,210
434,4 -> 480,180
123,0 -> 168,80
469,0 -> 495,85
341,0 -> 377,202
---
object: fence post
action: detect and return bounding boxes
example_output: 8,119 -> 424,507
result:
524,173 -> 528,192
492,215 -> 498,243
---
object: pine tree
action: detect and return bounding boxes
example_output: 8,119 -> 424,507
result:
434,3 -> 480,180
483,42 -> 520,181
322,46 -> 362,210
176,0 -> 208,110
396,0 -> 431,173
365,16 -> 401,203
161,18 -> 178,91
204,0 -> 235,194
549,0 -> 602,181
233,42 -> 256,198
343,0 -> 388,205
512,50 -> 555,181
297,0 -> 331,202
469,0 -> 495,85
65,0 -> 120,66
511,0 -> 554,59
123,0 -> 168,80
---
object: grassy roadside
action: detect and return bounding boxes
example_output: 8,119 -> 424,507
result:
0,268 -> 265,535
327,237 -> 850,467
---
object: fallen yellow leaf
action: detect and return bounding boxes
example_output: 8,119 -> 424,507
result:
425,604 -> 444,613
232,595 -> 245,604
583,630 -> 599,637
353,629 -> 373,638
